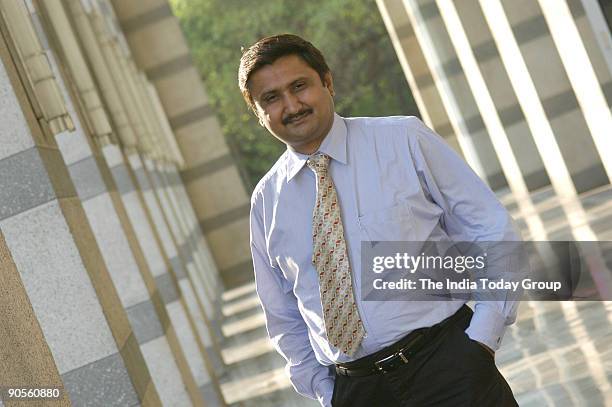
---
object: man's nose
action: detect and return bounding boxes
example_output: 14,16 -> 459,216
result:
283,92 -> 301,113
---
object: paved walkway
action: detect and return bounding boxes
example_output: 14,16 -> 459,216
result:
217,185 -> 612,406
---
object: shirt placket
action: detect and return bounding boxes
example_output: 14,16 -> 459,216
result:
332,156 -> 377,351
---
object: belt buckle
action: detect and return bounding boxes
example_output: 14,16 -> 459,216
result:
374,350 -> 409,373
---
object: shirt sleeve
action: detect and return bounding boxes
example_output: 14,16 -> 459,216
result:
407,117 -> 524,351
250,194 -> 335,406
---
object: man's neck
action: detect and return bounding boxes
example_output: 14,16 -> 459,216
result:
288,113 -> 336,155
290,141 -> 323,155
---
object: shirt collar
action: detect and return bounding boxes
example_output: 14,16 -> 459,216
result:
285,113 -> 347,182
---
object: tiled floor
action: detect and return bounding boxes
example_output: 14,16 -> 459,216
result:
218,185 -> 612,406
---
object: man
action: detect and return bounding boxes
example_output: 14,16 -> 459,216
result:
240,34 -> 519,406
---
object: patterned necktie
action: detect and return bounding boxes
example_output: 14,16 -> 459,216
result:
307,153 -> 365,356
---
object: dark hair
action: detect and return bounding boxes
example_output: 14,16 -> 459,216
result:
238,34 -> 331,112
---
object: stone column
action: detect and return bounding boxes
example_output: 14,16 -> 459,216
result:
110,0 -> 253,288
496,0 -> 609,193
0,230 -> 71,407
32,1 -> 213,404
599,0 -> 612,29
144,158 -> 217,319
125,150 -> 226,405
578,0 -> 612,95
440,0 -> 551,193
0,22 -> 160,406
401,0 -> 508,191
72,7 -> 226,395
538,0 -> 612,180
60,0 -> 227,402
376,0 -> 465,156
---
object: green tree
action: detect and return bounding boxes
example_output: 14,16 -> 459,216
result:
171,0 -> 418,189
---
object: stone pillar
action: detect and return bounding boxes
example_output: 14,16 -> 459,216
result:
125,151 -> 226,405
376,0 -> 465,156
32,2 -> 212,404
598,0 -> 612,31
65,11 -> 225,390
538,0 -> 612,180
0,230 -> 70,407
441,0 -> 551,193
380,0 -> 612,194
59,0 -> 226,402
497,0 -> 609,193
0,22 -> 160,406
105,143 -> 226,405
110,0 -> 253,288
578,0 -> 612,96
164,163 -> 227,328
401,0 -> 508,191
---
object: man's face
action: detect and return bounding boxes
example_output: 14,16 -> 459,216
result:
249,54 -> 335,154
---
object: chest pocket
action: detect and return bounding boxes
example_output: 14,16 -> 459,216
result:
358,201 -> 415,242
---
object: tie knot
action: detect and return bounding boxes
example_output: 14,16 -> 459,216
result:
306,153 -> 330,174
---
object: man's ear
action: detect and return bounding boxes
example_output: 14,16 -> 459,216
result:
324,72 -> 335,97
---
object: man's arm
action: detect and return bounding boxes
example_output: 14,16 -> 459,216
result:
250,198 -> 334,406
407,117 -> 522,352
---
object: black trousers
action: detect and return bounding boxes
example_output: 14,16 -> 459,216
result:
331,308 -> 518,407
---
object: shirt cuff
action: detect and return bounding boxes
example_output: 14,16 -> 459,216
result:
315,377 -> 335,407
464,304 -> 507,351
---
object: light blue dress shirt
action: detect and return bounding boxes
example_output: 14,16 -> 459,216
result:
249,114 -> 521,406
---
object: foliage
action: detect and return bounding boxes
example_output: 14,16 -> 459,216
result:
171,0 -> 418,190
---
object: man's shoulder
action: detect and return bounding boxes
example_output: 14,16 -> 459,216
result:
251,151 -> 289,206
344,115 -> 422,128
344,115 -> 425,137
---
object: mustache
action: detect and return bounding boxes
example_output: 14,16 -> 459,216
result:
282,109 -> 313,125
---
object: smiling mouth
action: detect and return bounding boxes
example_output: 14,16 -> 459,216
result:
285,110 -> 311,125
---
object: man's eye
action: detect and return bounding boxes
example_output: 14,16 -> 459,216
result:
294,82 -> 305,90
264,95 -> 277,103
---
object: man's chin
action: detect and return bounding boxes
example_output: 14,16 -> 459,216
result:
288,134 -> 326,154
284,126 -> 314,141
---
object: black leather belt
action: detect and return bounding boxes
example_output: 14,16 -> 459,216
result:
335,305 -> 471,377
